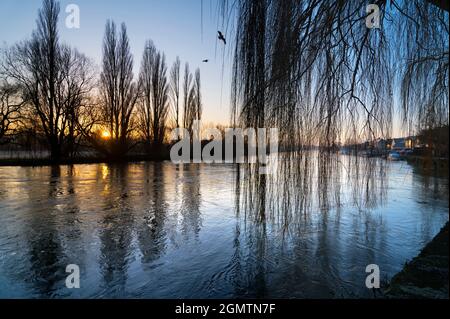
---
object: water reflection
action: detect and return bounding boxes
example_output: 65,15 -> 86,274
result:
180,164 -> 202,239
98,165 -> 134,295
0,157 -> 447,298
231,152 -> 446,297
137,162 -> 168,264
236,152 -> 391,227
23,166 -> 70,297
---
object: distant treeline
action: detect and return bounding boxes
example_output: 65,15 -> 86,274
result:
0,0 -> 205,162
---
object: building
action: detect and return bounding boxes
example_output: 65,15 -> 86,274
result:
375,138 -> 388,151
392,138 -> 406,150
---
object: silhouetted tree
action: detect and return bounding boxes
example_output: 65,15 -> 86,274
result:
182,64 -> 202,137
137,40 -> 156,150
137,41 -> 169,150
194,68 -> 202,122
60,47 -> 96,157
396,1 -> 449,134
170,57 -> 181,130
100,20 -> 139,158
220,0 -> 448,218
150,51 -> 169,146
182,63 -> 193,134
1,0 -> 93,160
222,0 -> 448,147
0,82 -> 24,143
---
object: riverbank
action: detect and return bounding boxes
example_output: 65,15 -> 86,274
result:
0,153 -> 171,166
384,222 -> 449,299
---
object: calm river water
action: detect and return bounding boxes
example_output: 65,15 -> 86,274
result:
0,158 -> 448,298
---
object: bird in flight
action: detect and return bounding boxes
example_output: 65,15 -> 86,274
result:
218,31 -> 226,45
202,59 -> 209,63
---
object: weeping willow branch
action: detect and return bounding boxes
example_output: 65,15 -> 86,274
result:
221,0 -> 448,219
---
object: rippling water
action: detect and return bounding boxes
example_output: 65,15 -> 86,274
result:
0,158 -> 448,298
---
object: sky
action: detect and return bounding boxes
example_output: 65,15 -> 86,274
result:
0,0 -> 233,125
0,0 -> 411,137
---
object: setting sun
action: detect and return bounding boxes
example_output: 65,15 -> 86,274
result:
101,130 -> 111,139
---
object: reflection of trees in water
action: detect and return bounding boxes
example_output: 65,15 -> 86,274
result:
216,211 -> 270,298
236,152 -> 389,226
244,221 -> 268,297
165,164 -> 184,248
136,162 -> 168,263
412,168 -> 449,202
229,152 -> 391,296
411,171 -> 449,243
98,165 -> 134,295
345,155 -> 389,210
22,166 -> 66,296
5,165 -> 87,297
180,164 -> 202,239
59,165 -> 85,260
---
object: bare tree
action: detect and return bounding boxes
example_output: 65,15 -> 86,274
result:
150,52 -> 169,146
169,57 -> 181,130
137,40 -> 156,149
100,20 -> 139,158
194,68 -> 202,121
182,63 -> 193,133
0,82 -> 24,143
137,41 -> 169,149
182,64 -> 202,136
60,47 -> 96,157
1,0 -> 93,160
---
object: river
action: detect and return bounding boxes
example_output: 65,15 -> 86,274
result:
0,157 -> 448,298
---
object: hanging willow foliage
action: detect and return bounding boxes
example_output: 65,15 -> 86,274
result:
220,0 -> 448,218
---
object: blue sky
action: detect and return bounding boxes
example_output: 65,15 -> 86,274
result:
0,0 -> 412,137
0,0 -> 232,124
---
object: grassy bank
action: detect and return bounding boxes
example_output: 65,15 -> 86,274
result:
384,222 -> 449,299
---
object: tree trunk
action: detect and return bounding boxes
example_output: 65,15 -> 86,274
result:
50,139 -> 61,162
